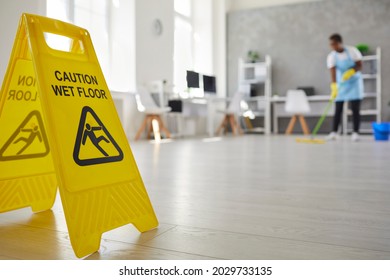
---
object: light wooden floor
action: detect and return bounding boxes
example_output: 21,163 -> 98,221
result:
1,135 -> 390,259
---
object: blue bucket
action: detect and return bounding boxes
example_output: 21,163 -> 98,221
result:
372,122 -> 390,141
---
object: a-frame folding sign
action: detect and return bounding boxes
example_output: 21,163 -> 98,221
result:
0,14 -> 158,258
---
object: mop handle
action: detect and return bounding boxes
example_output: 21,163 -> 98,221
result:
311,98 -> 334,136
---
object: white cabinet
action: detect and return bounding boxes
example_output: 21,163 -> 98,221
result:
238,56 -> 272,134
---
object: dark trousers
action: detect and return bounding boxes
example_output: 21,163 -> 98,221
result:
333,100 -> 361,133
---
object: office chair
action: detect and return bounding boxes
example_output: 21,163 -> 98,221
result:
216,90 -> 244,135
284,89 -> 311,135
134,86 -> 172,140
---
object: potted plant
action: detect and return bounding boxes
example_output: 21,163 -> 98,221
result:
355,44 -> 370,55
247,50 -> 260,63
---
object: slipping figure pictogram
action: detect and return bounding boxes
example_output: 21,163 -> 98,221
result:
0,111 -> 50,161
82,123 -> 110,156
73,106 -> 123,166
13,124 -> 42,155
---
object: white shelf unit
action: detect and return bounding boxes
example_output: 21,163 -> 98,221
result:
342,47 -> 381,134
238,56 -> 272,135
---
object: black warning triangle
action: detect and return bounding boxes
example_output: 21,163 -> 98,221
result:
0,111 -> 50,161
73,106 -> 123,166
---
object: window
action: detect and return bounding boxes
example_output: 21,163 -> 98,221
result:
173,0 -> 214,94
175,0 -> 192,17
47,0 -> 69,22
47,0 -> 135,92
174,0 -> 194,93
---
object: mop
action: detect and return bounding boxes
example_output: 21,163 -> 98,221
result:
295,98 -> 334,144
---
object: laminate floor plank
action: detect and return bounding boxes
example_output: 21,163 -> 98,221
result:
0,221 -> 213,260
0,203 -> 176,245
87,239 -> 218,260
143,225 -> 390,260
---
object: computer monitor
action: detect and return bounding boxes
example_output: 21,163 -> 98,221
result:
203,75 -> 216,94
186,71 -> 200,88
297,87 -> 315,96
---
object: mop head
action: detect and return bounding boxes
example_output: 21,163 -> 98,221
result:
295,137 -> 325,144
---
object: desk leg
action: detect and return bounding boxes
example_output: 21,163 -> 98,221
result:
207,101 -> 214,137
265,100 -> 271,135
273,104 -> 279,134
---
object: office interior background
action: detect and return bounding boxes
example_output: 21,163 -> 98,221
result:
0,0 -> 389,260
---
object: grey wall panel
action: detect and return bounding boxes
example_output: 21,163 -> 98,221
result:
227,0 -> 390,121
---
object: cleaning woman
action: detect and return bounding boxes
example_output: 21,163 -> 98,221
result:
326,33 -> 364,142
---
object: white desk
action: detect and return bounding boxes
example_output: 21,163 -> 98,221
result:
111,92 -> 334,138
180,96 -> 226,137
110,92 -> 222,139
180,95 -> 273,137
271,95 -> 332,134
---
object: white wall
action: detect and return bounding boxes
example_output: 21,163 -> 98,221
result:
227,0 -> 321,11
0,0 -> 46,85
135,0 -> 174,86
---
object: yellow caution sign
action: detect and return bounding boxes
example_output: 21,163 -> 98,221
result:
0,14 -> 158,258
